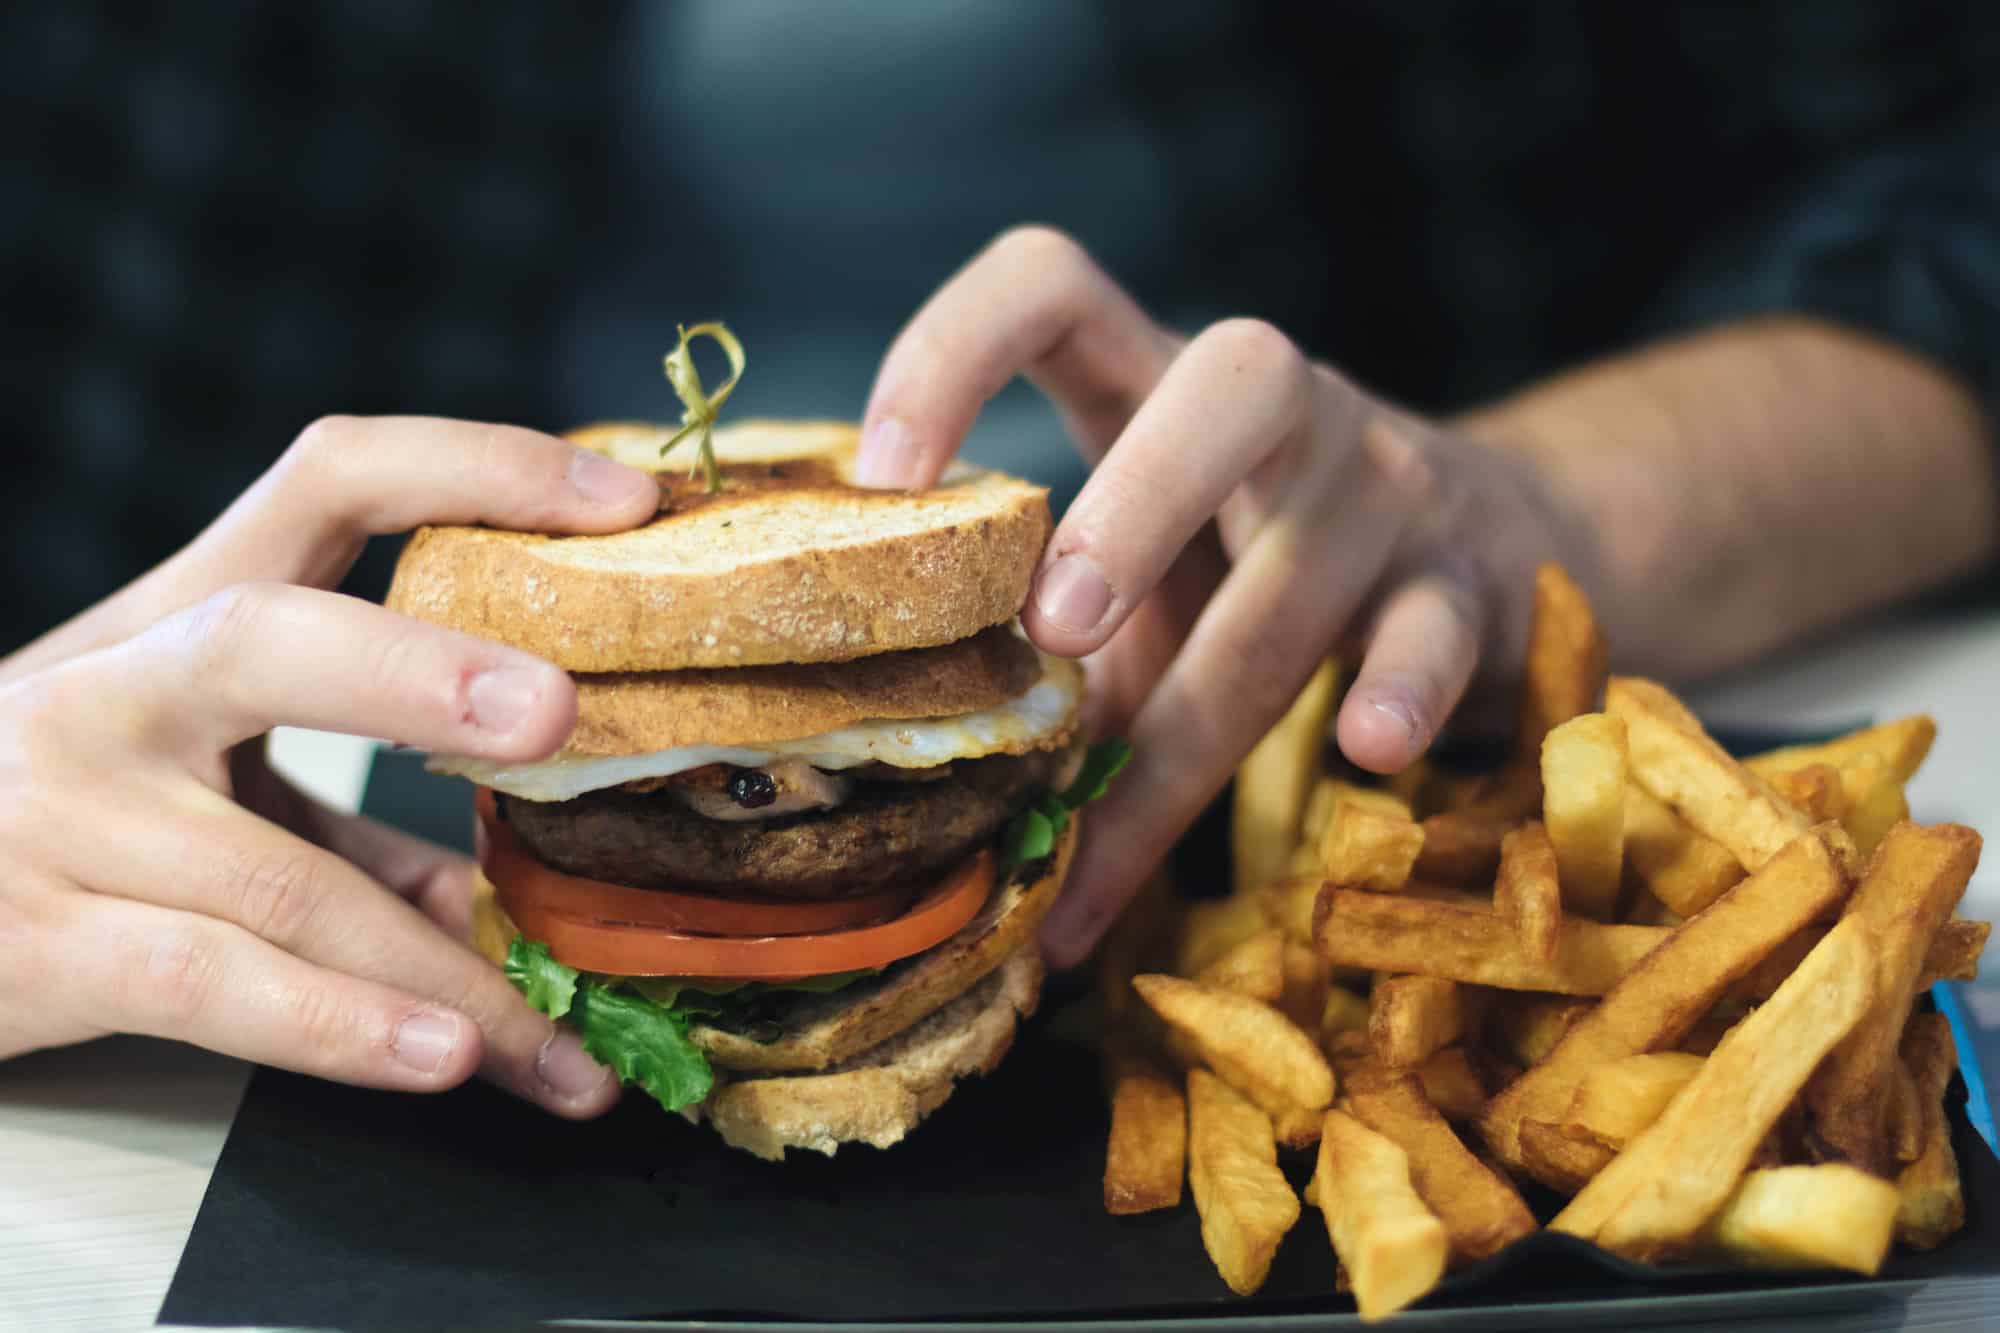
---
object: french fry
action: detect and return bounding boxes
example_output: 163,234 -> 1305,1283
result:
1279,941 -> 1334,1034
1313,1110 -> 1450,1321
1261,875 -> 1320,945
1766,762 -> 1848,823
1316,888 -> 1666,996
1620,888 -> 1683,927
1517,1119 -> 1613,1195
1413,811 -> 1512,884
1837,751 -> 1907,859
1319,784 -> 1425,893
1186,1070 -> 1301,1294
1746,715 -> 1937,787
1607,677 -> 1810,872
1343,1071 -> 1535,1263
1541,713 -> 1629,920
1734,915 -> 1986,1002
1197,929 -> 1287,1004
1369,976 -> 1479,1069
1896,1012 -> 1965,1249
1233,659 -> 1339,896
1175,894 -> 1272,978
1133,975 -> 1336,1126
1803,822 -> 1980,1174
1518,563 -> 1609,747
1321,984 -> 1372,1045
1701,1166 -> 1899,1274
1481,827 -> 1846,1171
1552,916 -> 1876,1261
1495,822 -> 1562,962
1488,994 -> 1594,1067
1412,1046 -> 1493,1123
1567,1052 -> 1706,1147
1104,1042 -> 1187,1215
1621,783 -> 1744,916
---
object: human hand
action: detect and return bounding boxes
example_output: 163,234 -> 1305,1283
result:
0,416 -> 660,1115
855,228 -> 1601,968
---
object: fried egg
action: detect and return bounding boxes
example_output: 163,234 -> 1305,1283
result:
433,650 -> 1084,803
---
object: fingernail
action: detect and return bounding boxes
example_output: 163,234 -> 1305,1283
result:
1034,554 -> 1114,635
467,665 -> 544,735
393,1009 -> 462,1074
853,417 -> 919,489
568,447 -> 653,506
537,1028 -> 611,1101
1368,695 -> 1423,746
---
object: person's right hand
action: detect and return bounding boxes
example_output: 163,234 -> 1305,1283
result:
0,416 -> 661,1116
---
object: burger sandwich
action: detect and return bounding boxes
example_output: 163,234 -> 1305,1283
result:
387,382 -> 1120,1159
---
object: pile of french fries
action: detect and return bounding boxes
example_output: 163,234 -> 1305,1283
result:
1099,565 -> 1989,1322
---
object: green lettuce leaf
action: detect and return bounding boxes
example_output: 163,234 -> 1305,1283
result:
999,737 -> 1133,877
504,937 -> 712,1112
502,937 -> 578,1019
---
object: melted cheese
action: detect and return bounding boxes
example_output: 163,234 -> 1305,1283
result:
434,650 -> 1082,802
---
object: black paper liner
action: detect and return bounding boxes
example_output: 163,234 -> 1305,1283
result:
158,986 -> 2000,1329
160,743 -> 2000,1328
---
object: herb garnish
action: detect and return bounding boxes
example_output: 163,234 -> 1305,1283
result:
999,737 -> 1133,877
660,321 -> 745,493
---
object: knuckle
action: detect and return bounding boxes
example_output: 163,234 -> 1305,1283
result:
224,845 -> 331,946
280,414 -> 361,491
180,582 -> 279,680
281,980 -> 364,1062
990,223 -> 1094,280
135,927 -> 224,1028
1201,317 -> 1307,384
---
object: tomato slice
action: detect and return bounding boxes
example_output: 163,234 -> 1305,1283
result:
499,849 -> 995,980
475,787 -> 995,980
476,787 -> 915,936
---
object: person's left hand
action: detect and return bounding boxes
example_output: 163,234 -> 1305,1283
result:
853,228 -> 1600,968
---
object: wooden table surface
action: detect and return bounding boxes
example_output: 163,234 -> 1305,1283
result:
4,614 -> 1999,1333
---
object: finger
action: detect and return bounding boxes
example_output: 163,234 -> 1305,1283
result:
50,778 -> 619,1119
857,226 -> 1179,488
1023,319 -> 1320,658
1336,567 -> 1487,774
64,892 -> 484,1091
214,415 -> 662,589
230,750 -> 480,939
99,583 -> 575,764
1076,531 -> 1227,739
1039,421 -> 1432,968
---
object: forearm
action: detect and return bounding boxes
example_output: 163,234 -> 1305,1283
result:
1462,318 -> 1999,679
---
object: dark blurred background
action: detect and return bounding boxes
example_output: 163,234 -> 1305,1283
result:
5,1 -> 1997,653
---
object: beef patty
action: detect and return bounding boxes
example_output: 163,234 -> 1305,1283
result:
502,749 -> 1065,899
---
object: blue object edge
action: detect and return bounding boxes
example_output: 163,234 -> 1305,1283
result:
1932,982 -> 1997,1152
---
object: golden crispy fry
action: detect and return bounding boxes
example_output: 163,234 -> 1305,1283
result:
1369,976 -> 1480,1069
1495,822 -> 1562,962
1518,563 -> 1609,759
1271,1100 -> 1328,1150
1343,1071 -> 1535,1263
1541,713 -> 1629,920
1279,941 -> 1334,1034
1133,974 -> 1336,1124
1482,827 -> 1846,1170
1261,875 -> 1320,945
1896,1012 -> 1964,1249
1733,915 -> 1986,1005
1607,677 -> 1810,872
1313,1110 -> 1450,1321
1382,758 -> 1437,812
1319,784 -> 1425,894
1567,1052 -> 1706,1146
1187,1070 -> 1301,1294
1104,1042 -> 1187,1215
1233,659 -> 1340,896
1412,1046 -> 1493,1124
1488,994 -> 1595,1067
1196,928 -> 1287,1004
1175,894 -> 1272,979
1517,1119 -> 1612,1195
1803,823 -> 1980,1174
1316,887 -> 1663,996
1702,1166 -> 1899,1275
1441,763 -> 1544,823
1321,984 -> 1372,1046
1837,751 -> 1908,860
1552,916 -> 1876,1261
1765,762 -> 1846,822
1746,715 -> 1937,787
1414,811 -> 1512,884
1620,889 -> 1683,927
1621,783 -> 1745,916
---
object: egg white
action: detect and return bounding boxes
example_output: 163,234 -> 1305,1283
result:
433,650 -> 1084,802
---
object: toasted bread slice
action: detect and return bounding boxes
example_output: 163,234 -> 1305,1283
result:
701,944 -> 1045,1160
386,419 -> 1051,671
